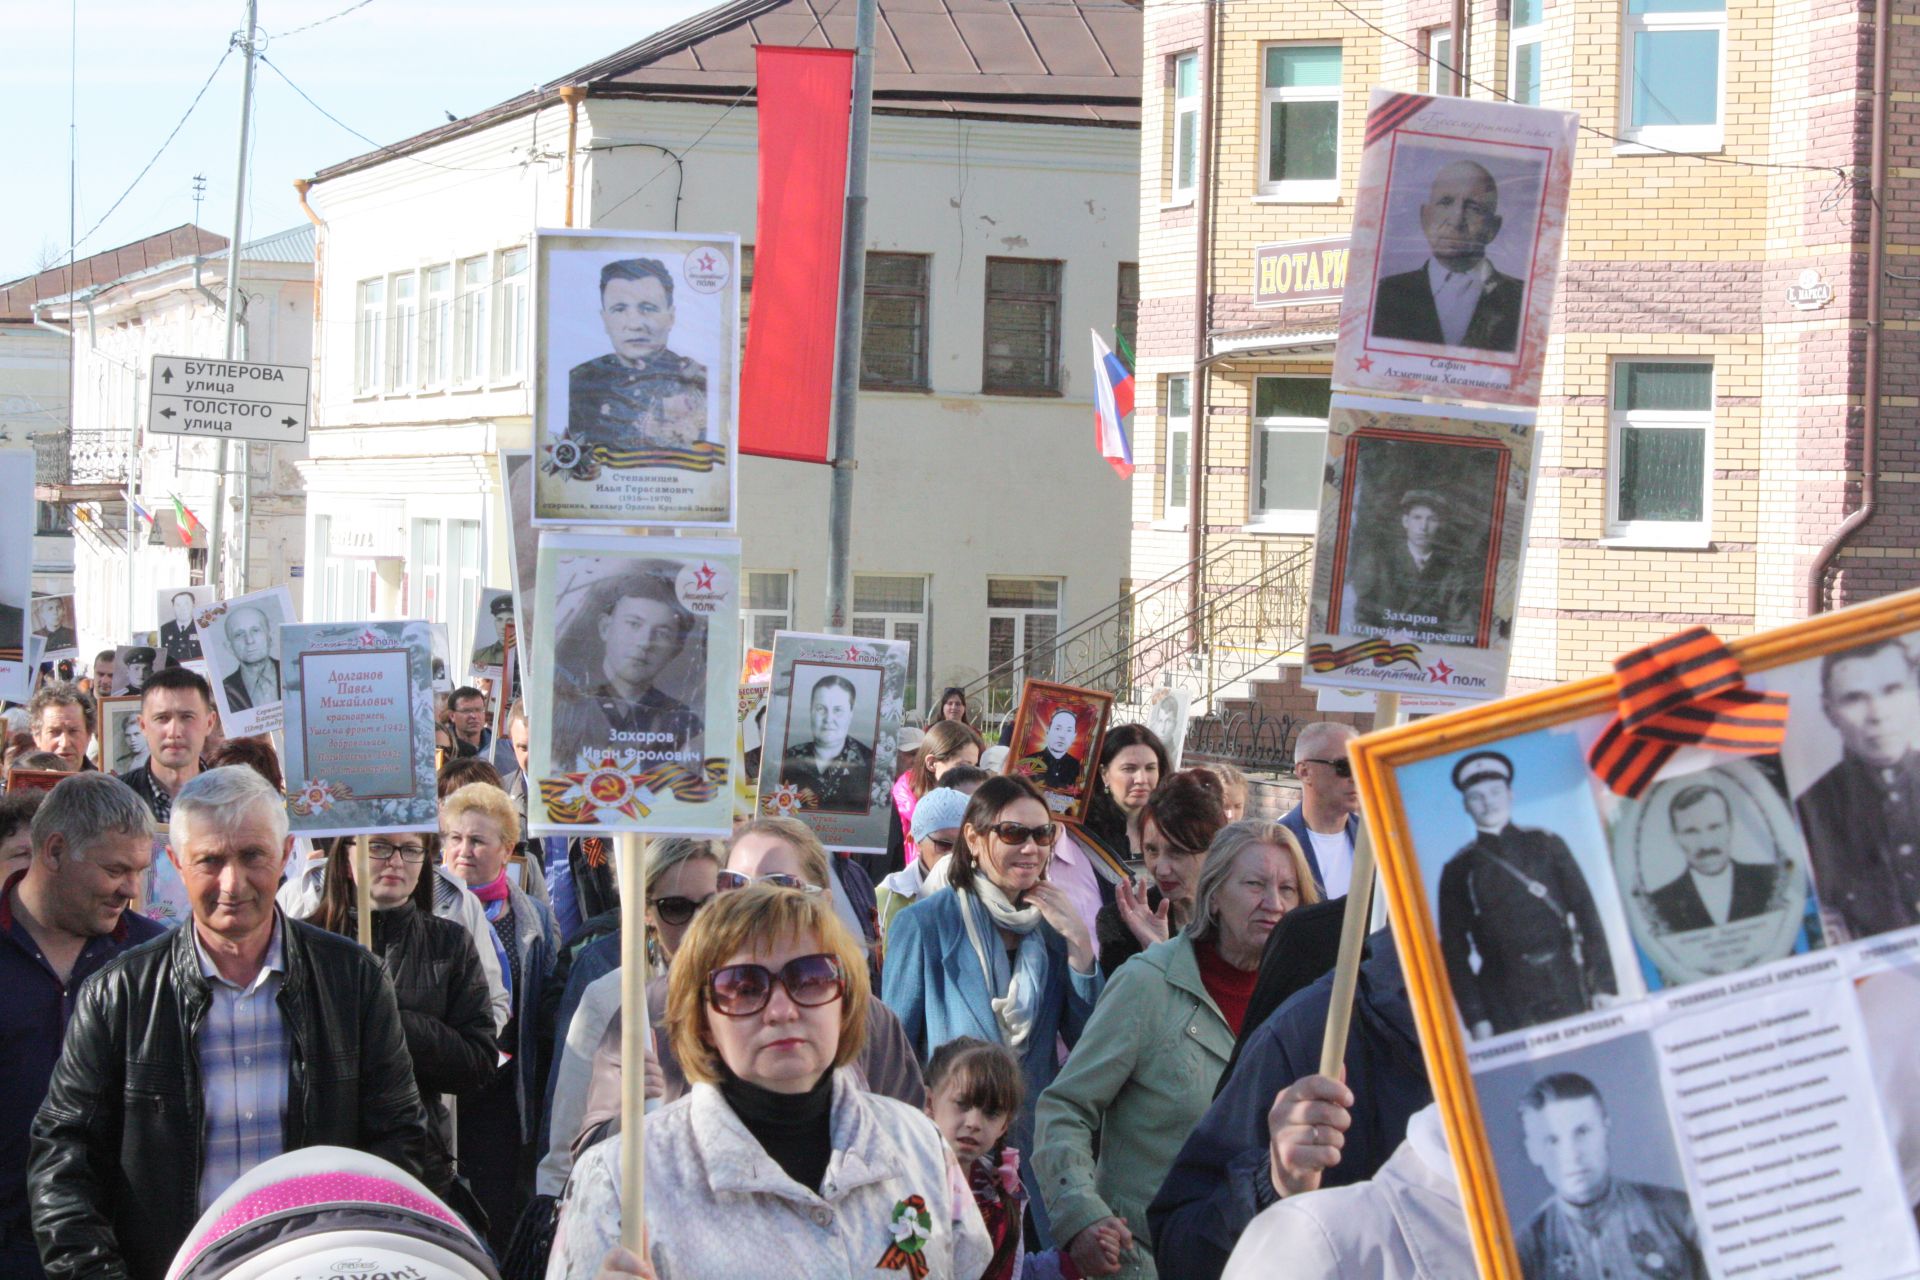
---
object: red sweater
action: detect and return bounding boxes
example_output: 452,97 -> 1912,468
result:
1195,939 -> 1259,1035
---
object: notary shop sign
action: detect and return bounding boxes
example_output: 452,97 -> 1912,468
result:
1253,237 -> 1350,308
1786,269 -> 1833,311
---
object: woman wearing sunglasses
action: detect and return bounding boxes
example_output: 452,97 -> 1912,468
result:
1034,820 -> 1317,1279
1277,722 -> 1363,899
882,774 -> 1102,1249
730,816 -> 881,972
311,834 -> 497,1222
442,781 -> 560,1254
552,886 -> 992,1280
1096,769 -> 1232,978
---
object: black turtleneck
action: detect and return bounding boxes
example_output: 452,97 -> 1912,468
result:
718,1065 -> 835,1192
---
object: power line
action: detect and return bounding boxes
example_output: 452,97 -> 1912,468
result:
272,0 -> 376,38
73,46 -> 233,252
597,85 -> 756,221
257,55 -> 527,173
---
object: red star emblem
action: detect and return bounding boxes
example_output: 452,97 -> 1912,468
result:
1428,660 -> 1454,683
1355,355 -> 1374,373
695,251 -> 716,272
693,562 -> 717,591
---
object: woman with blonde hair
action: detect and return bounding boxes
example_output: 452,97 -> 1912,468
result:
550,887 -> 991,1279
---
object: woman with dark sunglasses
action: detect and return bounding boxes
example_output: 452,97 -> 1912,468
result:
310,834 -> 497,1226
881,774 -> 1103,1249
551,886 -> 992,1280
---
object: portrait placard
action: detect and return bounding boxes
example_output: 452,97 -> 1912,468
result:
111,644 -> 159,696
0,451 -> 33,702
499,446 -> 538,674
156,585 -> 214,667
532,229 -> 739,528
741,647 -> 773,686
279,620 -> 438,837
96,694 -> 147,774
427,623 -> 454,693
1348,589 -> 1920,1279
1333,91 -> 1577,407
1003,680 -> 1114,822
194,584 -> 297,738
528,533 -> 739,837
31,595 -> 79,661
758,631 -> 910,853
1146,687 -> 1192,770
469,587 -> 516,678
1304,397 -> 1537,702
735,683 -> 771,824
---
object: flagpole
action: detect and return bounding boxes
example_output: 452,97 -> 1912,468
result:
208,0 -> 260,595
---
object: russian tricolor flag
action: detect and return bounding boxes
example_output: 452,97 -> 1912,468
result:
1091,330 -> 1135,479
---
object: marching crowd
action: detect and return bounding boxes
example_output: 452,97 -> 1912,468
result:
0,665 -> 1471,1280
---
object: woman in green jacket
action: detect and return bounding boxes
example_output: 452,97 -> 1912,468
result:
1033,819 -> 1319,1279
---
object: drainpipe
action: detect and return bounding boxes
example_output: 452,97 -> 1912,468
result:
192,255 -> 225,313
1185,0 -> 1218,640
1805,0 -> 1888,615
559,86 -> 587,228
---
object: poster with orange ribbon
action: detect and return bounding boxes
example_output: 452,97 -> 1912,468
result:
1348,589 -> 1920,1280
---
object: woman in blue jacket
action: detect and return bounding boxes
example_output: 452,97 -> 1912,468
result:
882,773 -> 1103,1247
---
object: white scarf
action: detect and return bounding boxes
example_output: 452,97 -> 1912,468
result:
956,877 -> 1049,1052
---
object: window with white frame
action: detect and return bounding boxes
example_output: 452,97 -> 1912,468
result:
1510,0 -> 1544,105
1260,44 -> 1342,199
409,517 -> 484,665
986,578 -> 1062,711
1622,0 -> 1723,150
455,256 -> 491,384
422,264 -> 452,387
742,571 -> 792,651
389,273 -> 418,389
494,247 -> 529,381
1171,52 -> 1200,202
1608,360 -> 1712,543
1251,376 -> 1332,532
355,278 -> 385,394
314,516 -> 374,624
1163,375 -> 1192,519
853,575 -> 930,713
1425,27 -> 1456,95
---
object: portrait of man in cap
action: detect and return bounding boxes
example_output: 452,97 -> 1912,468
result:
550,563 -> 705,769
1372,158 -> 1525,354
1437,749 -> 1618,1039
114,646 -> 157,696
566,257 -> 709,453
1351,486 -> 1479,641
470,592 -> 517,672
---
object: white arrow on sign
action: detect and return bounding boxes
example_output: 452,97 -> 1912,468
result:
148,355 -> 311,444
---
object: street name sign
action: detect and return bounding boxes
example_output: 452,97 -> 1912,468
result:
148,355 -> 310,444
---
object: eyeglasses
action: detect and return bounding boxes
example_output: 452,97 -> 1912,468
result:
707,953 -> 846,1017
1300,757 -> 1353,780
986,820 -> 1060,848
714,870 -> 824,895
366,840 -> 428,864
649,892 -> 715,926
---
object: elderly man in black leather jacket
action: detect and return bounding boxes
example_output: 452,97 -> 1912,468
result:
28,766 -> 429,1280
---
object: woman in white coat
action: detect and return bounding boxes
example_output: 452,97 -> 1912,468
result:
548,884 -> 991,1280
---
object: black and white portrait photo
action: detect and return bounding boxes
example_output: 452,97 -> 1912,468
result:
1768,634 -> 1920,942
195,585 -> 295,737
156,585 -> 212,667
547,556 -> 707,770
534,231 -> 738,528
1609,757 -> 1820,989
778,663 -> 883,813
501,447 -> 538,668
31,595 -> 78,658
1340,433 -> 1505,646
469,588 -> 516,676
1476,1035 -> 1705,1280
111,645 -> 157,696
97,696 -> 148,774
1369,147 -> 1544,357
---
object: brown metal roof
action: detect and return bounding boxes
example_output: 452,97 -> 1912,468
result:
0,225 -> 227,323
312,0 -> 1138,183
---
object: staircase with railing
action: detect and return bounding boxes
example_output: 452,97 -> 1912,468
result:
962,538 -> 1317,732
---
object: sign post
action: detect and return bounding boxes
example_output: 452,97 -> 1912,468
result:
148,355 -> 310,445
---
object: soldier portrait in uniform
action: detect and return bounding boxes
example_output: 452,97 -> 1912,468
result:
1434,747 -> 1624,1039
469,589 -> 516,675
31,595 -> 78,657
156,586 -> 211,666
1781,637 -> 1920,942
778,665 -> 882,813
534,230 -> 739,528
97,695 -> 146,774
112,645 -> 157,696
549,559 -> 706,771
500,448 -> 538,670
1004,680 -> 1113,822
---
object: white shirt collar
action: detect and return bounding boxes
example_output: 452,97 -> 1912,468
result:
1426,257 -> 1494,292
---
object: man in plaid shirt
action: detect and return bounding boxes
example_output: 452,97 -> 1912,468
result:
28,767 -> 430,1280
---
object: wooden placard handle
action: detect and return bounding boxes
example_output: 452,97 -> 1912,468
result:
619,833 -> 651,1260
1317,691 -> 1397,1078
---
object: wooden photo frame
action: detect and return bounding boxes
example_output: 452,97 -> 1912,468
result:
1349,588 -> 1920,1279
1002,679 -> 1114,823
4,767 -> 68,796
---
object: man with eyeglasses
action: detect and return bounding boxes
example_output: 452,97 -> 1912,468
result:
1281,722 -> 1363,898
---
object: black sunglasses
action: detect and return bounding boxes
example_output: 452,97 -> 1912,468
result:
707,953 -> 846,1018
985,820 -> 1061,848
1300,757 -> 1353,779
649,892 -> 715,926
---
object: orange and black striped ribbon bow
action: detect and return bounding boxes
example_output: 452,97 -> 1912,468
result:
1586,626 -> 1791,798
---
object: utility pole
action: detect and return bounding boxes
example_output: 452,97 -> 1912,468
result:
822,0 -> 876,634
207,0 -> 259,595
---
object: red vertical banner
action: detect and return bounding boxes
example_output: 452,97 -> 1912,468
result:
740,46 -> 854,464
